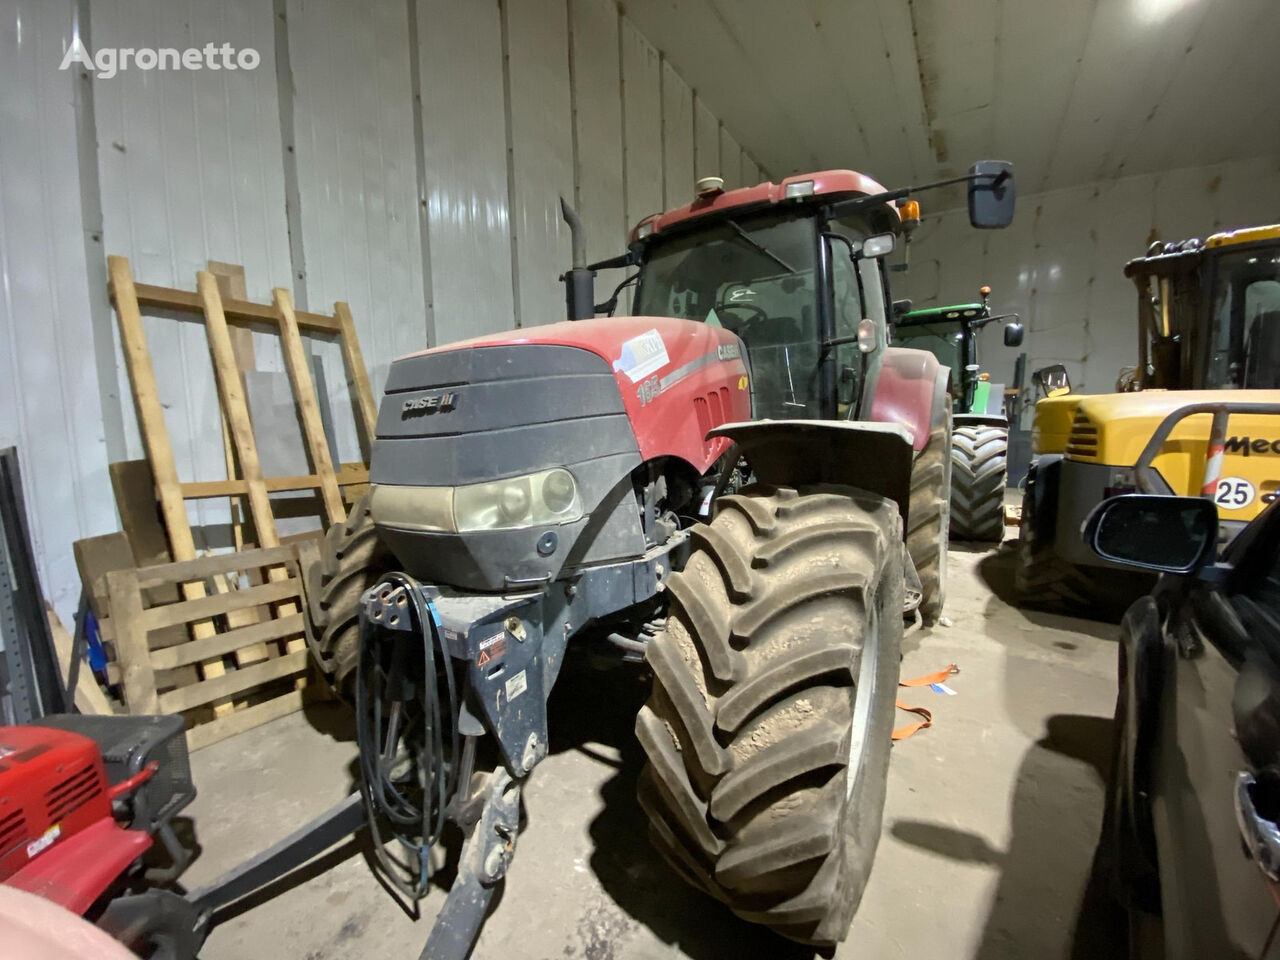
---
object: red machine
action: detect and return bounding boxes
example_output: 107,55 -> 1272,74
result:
0,715 -> 196,954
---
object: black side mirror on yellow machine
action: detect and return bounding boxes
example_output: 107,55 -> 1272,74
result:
1083,494 -> 1218,574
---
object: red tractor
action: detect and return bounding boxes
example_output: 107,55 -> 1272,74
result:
306,162 -> 1015,952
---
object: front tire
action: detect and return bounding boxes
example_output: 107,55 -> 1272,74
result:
635,484 -> 903,947
950,424 -> 1008,542
908,414 -> 950,623
306,492 -> 394,694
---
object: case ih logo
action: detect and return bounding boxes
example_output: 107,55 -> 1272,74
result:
1224,436 -> 1280,456
402,392 -> 457,417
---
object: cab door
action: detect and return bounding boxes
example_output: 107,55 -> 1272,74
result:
1155,504 -> 1280,959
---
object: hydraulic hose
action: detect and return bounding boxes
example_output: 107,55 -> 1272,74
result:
355,573 -> 461,900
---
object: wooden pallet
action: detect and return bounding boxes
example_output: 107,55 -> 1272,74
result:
103,545 -> 318,750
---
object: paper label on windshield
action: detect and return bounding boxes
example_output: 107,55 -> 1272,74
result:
613,329 -> 670,382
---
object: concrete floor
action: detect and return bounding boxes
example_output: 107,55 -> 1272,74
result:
184,539 -> 1127,960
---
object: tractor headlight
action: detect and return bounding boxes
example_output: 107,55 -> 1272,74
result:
454,468 -> 583,532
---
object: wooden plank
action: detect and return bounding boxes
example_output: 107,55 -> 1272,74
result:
208,261 -> 257,559
140,578 -> 301,632
106,257 -> 223,699
105,568 -> 160,714
72,532 -> 135,619
197,276 -> 307,679
105,461 -> 192,655
197,271 -> 279,548
180,465 -> 369,499
127,282 -> 341,335
273,288 -> 345,524
334,301 -> 377,451
108,460 -> 174,566
46,603 -> 113,716
107,260 -> 202,565
133,544 -> 299,588
186,688 -> 306,751
158,649 -> 308,713
150,614 -> 305,671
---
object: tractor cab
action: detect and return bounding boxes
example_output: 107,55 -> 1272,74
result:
894,285 -> 1024,415
620,172 -> 909,422
1124,224 -> 1280,391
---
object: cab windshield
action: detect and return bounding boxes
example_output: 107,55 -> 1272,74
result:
1205,246 -> 1280,388
633,212 -> 824,418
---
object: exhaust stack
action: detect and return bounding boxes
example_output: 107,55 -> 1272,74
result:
560,197 -> 595,322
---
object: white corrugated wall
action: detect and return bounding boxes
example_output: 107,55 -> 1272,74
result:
0,0 -> 764,621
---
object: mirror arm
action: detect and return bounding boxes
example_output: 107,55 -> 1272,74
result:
970,312 -> 1022,330
826,171 -> 1004,221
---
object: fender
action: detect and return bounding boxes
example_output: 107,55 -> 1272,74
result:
707,420 -> 914,522
864,346 -> 950,452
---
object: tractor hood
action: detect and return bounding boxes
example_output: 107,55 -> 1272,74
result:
368,315 -> 750,591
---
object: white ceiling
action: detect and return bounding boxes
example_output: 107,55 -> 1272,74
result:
624,0 -> 1280,202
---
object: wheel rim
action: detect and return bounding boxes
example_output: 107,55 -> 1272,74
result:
845,596 -> 881,799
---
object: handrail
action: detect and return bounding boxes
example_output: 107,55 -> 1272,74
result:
1133,401 -> 1280,497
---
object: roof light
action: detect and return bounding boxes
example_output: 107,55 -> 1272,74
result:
899,199 -> 920,223
695,176 -> 724,197
636,220 -> 655,239
785,179 -> 815,198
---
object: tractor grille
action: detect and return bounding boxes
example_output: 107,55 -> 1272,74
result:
0,808 -> 26,856
44,764 -> 97,822
1066,410 -> 1100,460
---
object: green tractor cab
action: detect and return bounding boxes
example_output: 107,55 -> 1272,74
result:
894,287 -> 1024,541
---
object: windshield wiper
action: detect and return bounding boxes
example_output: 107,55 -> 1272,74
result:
726,220 -> 796,274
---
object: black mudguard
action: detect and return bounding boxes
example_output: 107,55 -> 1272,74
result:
708,419 -> 914,522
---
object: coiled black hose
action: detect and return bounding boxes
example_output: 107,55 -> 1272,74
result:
355,573 -> 460,899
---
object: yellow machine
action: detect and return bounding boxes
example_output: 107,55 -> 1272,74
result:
1016,225 -> 1280,614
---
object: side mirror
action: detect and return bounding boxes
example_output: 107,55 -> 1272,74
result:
1004,322 -> 1024,347
968,160 -> 1015,229
1083,495 -> 1218,574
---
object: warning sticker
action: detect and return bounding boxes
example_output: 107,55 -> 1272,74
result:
476,630 -> 508,666
613,329 -> 670,383
505,670 -> 528,702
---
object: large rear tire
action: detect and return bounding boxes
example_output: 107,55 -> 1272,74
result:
635,484 -> 903,947
908,415 -> 950,624
950,424 -> 1008,542
306,492 -> 394,694
1014,471 -> 1153,619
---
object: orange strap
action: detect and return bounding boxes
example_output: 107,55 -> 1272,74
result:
892,664 -> 958,740
892,701 -> 933,740
899,663 -> 959,688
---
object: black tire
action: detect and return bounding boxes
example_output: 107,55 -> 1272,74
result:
1015,471 -> 1153,619
908,414 -> 950,624
635,484 -> 904,947
306,491 -> 393,694
950,424 -> 1008,542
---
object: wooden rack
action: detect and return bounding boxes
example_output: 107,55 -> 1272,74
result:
103,254 -> 377,738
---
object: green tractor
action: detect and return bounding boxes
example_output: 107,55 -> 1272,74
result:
894,286 -> 1024,541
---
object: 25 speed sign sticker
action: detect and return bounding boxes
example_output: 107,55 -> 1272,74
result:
1214,476 -> 1256,509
